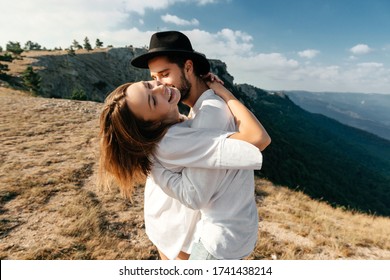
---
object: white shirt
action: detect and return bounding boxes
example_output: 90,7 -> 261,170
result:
144,90 -> 262,259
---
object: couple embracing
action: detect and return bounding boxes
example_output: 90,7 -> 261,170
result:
99,31 -> 271,260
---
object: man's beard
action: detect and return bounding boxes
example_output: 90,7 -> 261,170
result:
177,70 -> 191,102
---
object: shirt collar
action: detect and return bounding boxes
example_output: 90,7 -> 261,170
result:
191,89 -> 214,115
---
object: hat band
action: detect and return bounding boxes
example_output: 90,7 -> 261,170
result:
148,47 -> 195,53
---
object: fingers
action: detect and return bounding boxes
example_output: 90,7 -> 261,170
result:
202,72 -> 224,85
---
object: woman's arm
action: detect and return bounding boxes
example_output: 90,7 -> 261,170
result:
207,80 -> 271,151
156,125 -> 262,170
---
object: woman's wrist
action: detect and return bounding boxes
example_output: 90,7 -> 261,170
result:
217,90 -> 236,103
208,83 -> 235,102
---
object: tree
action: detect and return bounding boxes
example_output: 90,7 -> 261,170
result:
0,53 -> 13,62
24,41 -> 42,50
72,40 -> 83,50
83,37 -> 92,51
95,38 -> 103,48
6,41 -> 23,56
0,52 -> 11,78
22,66 -> 41,94
67,46 -> 76,56
71,88 -> 87,100
0,62 -> 9,75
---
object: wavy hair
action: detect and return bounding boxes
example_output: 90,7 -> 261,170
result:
98,82 -> 173,198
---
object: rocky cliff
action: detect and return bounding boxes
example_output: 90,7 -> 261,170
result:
32,48 -> 149,101
31,48 -> 236,102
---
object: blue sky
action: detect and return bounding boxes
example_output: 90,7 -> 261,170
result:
1,0 -> 389,94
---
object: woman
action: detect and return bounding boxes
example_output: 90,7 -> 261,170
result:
99,79 -> 271,259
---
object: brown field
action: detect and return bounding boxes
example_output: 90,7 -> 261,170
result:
1,86 -> 390,260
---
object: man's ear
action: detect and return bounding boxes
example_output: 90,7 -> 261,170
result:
184,60 -> 193,73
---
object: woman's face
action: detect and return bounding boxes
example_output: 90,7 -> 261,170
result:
125,81 -> 181,124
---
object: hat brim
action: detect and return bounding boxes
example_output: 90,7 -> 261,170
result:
131,49 -> 210,75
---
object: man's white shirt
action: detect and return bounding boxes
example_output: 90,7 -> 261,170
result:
144,89 -> 262,259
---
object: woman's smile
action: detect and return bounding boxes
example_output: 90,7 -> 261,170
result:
125,81 -> 181,123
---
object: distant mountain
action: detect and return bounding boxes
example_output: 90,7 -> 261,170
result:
285,91 -> 390,141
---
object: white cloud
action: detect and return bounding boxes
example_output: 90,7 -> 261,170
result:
98,28 -> 154,49
181,29 -> 301,88
161,14 -> 199,26
0,0 -> 190,48
188,30 -> 389,93
121,0 -> 187,15
350,44 -> 372,55
298,49 -> 320,59
196,0 -> 219,5
173,29 -> 253,60
232,53 -> 299,71
121,0 -> 222,14
357,62 -> 383,68
0,0 -> 129,48
0,0 -> 225,49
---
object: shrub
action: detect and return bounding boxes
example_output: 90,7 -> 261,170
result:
71,88 -> 87,100
22,66 -> 41,94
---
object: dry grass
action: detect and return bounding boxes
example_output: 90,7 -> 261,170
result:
247,180 -> 390,260
0,87 -> 156,260
1,86 -> 389,260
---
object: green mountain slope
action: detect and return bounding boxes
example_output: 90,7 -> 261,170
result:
233,84 -> 390,216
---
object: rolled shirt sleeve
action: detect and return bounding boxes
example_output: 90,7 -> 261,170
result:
156,125 -> 262,170
150,160 -> 220,210
151,125 -> 263,210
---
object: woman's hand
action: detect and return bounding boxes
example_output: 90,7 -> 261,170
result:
205,76 -> 271,151
206,78 -> 235,103
202,72 -> 224,85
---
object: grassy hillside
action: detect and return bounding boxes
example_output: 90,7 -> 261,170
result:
1,87 -> 389,260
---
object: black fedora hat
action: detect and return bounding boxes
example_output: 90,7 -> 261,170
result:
131,31 -> 210,75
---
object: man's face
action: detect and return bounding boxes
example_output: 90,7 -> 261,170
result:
148,56 -> 191,102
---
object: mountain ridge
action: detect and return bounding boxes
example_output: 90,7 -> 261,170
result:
286,90 -> 390,141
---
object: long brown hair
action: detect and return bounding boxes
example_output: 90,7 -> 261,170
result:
98,82 -> 173,198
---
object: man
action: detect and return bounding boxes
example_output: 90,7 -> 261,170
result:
131,31 -> 270,259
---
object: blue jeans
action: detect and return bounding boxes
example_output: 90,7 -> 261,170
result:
189,240 -> 219,260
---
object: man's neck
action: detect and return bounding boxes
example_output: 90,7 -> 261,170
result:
183,79 -> 209,108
